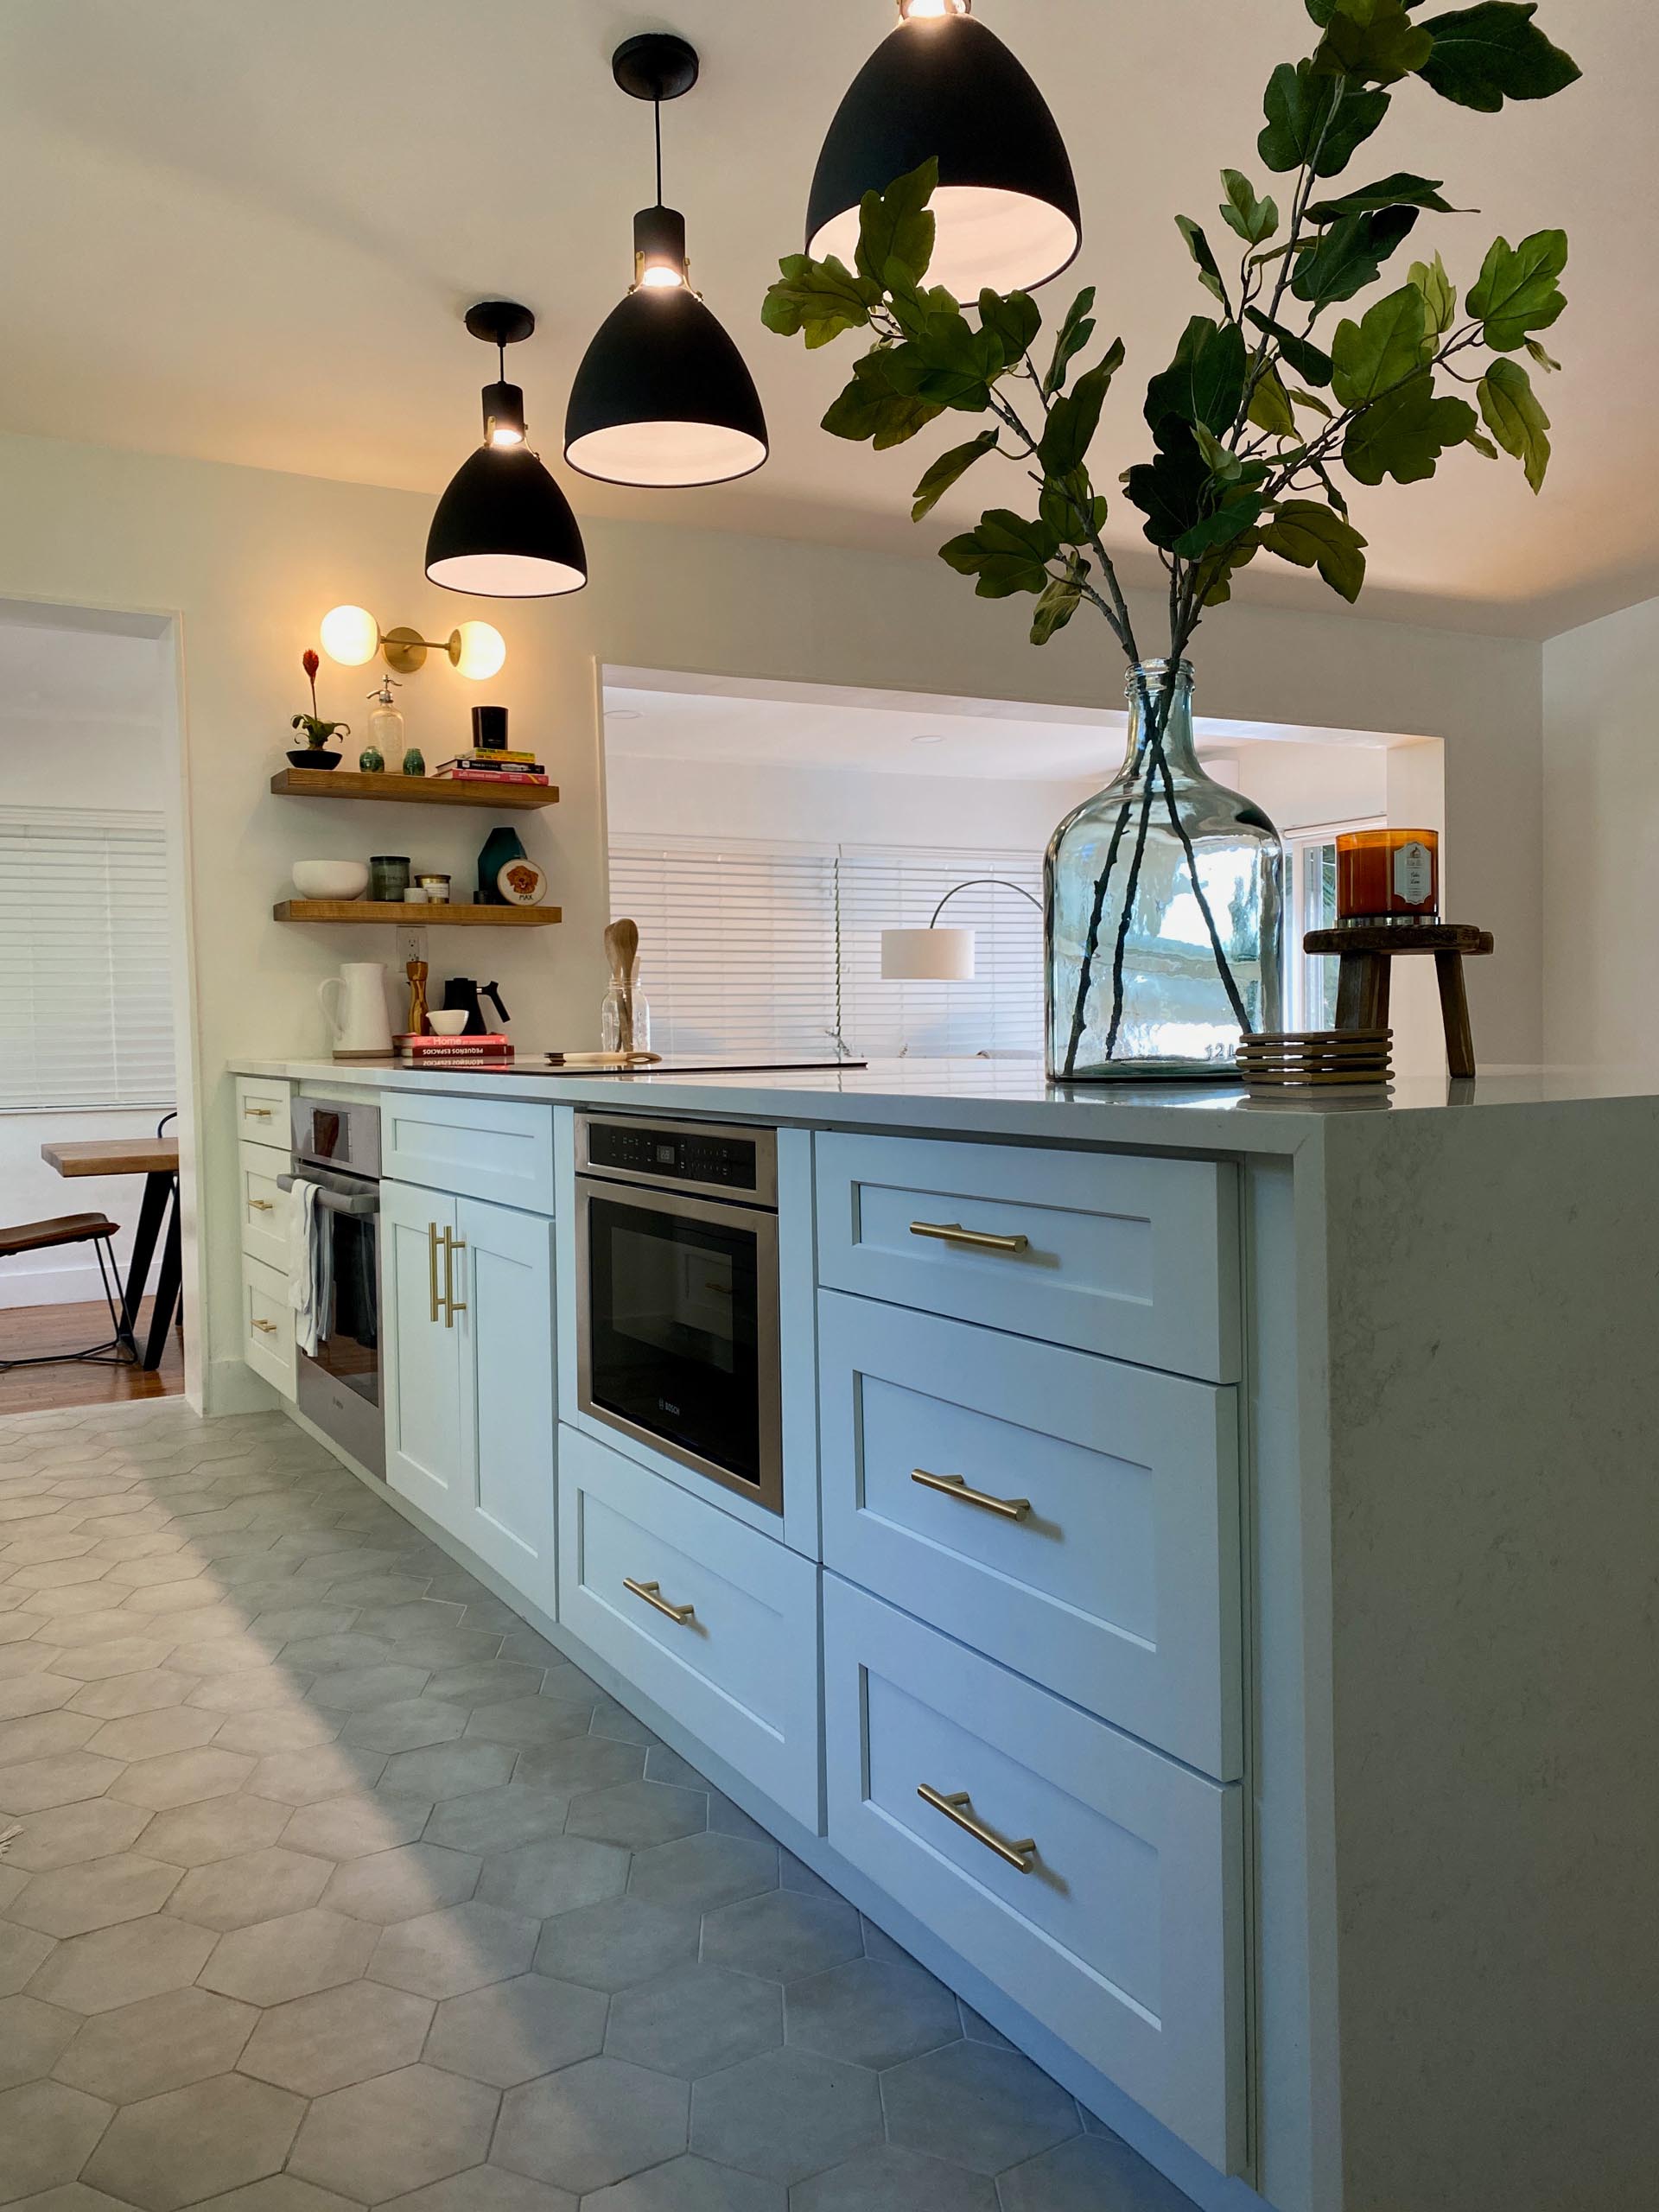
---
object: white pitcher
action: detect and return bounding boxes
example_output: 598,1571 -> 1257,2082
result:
318,963 -> 393,1057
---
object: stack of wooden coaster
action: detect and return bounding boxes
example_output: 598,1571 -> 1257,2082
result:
1236,1029 -> 1393,1089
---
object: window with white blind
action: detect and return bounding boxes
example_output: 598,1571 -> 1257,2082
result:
608,835 -> 1044,1061
0,808 -> 177,1112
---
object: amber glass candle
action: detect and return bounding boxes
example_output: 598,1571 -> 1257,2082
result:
1336,829 -> 1439,922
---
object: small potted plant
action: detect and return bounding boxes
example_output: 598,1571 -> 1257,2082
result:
289,649 -> 351,769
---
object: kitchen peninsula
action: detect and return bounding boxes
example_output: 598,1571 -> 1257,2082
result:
229,1055 -> 1659,2212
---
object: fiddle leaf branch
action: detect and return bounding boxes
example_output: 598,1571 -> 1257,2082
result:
761,0 -> 1578,666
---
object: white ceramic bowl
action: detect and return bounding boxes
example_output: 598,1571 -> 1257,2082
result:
292,861 -> 370,900
427,1011 -> 470,1036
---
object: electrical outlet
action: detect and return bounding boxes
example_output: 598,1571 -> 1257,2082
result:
396,925 -> 429,970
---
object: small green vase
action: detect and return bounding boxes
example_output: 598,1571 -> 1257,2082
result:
359,744 -> 385,775
402,747 -> 426,779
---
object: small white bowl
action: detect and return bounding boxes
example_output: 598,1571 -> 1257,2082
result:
292,861 -> 370,900
427,1011 -> 471,1036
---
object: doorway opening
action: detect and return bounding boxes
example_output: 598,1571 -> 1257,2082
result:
0,600 -> 196,1414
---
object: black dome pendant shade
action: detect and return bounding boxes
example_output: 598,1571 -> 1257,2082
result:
807,4 -> 1081,298
426,301 -> 588,599
563,34 -> 768,490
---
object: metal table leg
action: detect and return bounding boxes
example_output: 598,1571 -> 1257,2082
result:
118,1170 -> 172,1354
139,1176 -> 182,1371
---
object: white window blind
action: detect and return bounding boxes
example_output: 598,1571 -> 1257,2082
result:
608,835 -> 1044,1062
607,838 -> 840,1057
0,808 -> 176,1112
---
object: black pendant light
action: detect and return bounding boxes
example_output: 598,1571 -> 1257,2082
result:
807,1 -> 1081,298
564,35 -> 769,490
426,302 -> 588,599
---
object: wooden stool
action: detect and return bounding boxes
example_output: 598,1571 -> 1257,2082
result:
1303,923 -> 1495,1080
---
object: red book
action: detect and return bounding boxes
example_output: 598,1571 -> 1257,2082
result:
432,768 -> 548,786
396,1034 -> 513,1058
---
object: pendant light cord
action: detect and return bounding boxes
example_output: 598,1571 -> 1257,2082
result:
653,96 -> 664,206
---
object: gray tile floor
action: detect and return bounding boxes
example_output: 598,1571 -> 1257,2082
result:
0,1399 -> 1198,2212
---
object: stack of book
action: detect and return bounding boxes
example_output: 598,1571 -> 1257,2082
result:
432,747 -> 548,787
395,1033 -> 514,1063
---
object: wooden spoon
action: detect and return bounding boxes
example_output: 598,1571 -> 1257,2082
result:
603,918 -> 640,1052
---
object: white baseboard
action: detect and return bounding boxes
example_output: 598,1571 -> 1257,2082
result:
0,1257 -> 107,1310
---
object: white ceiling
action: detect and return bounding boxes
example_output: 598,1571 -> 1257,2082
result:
1,1 -> 1649,637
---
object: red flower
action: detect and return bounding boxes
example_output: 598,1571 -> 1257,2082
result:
302,649 -> 320,679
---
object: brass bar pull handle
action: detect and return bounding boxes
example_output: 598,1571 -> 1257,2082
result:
442,1231 -> 467,1327
428,1222 -> 442,1325
247,1198 -> 276,1212
251,1319 -> 278,1335
917,1784 -> 1037,1873
244,1105 -> 274,1119
909,1220 -> 1029,1255
624,1578 -> 696,1626
912,1468 -> 1031,1522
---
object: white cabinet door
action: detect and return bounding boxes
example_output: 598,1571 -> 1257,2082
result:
382,1180 -> 465,1529
456,1196 -> 556,1608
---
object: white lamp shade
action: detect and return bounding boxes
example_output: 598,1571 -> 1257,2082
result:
881,925 -> 976,981
319,604 -> 380,667
454,620 -> 507,681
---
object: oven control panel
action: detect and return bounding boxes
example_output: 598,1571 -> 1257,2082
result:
577,1116 -> 778,1208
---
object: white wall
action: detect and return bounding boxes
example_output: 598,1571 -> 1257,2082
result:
0,427 -> 1547,1412
0,618 -> 179,1307
1541,594 -> 1659,1067
1227,739 -> 1388,833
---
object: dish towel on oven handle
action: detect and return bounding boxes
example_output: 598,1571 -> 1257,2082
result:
285,1175 -> 331,1357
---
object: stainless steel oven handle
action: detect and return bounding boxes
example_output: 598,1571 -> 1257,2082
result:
276,1175 -> 378,1217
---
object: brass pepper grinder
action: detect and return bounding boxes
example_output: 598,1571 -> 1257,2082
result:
405,957 -> 429,1038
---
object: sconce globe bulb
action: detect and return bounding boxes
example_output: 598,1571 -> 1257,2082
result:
454,620 -> 508,681
320,604 -> 380,667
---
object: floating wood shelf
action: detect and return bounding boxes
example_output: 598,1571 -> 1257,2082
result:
271,768 -> 559,810
275,900 -> 562,927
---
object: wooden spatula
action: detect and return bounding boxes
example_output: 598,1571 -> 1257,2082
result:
603,918 -> 640,1052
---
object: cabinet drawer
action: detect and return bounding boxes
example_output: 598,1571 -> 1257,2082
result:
238,1141 -> 289,1270
382,1092 -> 554,1213
558,1426 -> 822,1830
824,1579 -> 1244,2173
235,1076 -> 290,1151
815,1133 -> 1238,1382
241,1254 -> 296,1402
819,1292 -> 1241,1778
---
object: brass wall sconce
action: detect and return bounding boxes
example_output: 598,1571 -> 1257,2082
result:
318,604 -> 507,681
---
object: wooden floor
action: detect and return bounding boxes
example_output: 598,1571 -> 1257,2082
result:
0,1297 -> 182,1414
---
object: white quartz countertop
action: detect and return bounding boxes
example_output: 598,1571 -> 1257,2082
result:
227,1055 -> 1659,1158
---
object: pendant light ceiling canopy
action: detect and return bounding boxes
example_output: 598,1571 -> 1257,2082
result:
807,1 -> 1081,299
426,302 -> 588,599
564,34 -> 769,491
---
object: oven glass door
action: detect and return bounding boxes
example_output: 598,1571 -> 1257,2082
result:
581,1180 -> 779,1510
314,1201 -> 379,1411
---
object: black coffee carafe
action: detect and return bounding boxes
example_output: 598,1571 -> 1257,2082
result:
441,978 -> 511,1036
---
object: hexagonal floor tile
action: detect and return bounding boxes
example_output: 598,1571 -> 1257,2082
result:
133,1794 -> 289,1867
0,1921 -> 56,1999
881,2042 -> 1081,2177
701,1891 -> 863,1984
369,1902 -> 538,1999
0,1797 -> 149,1873
206,1707 -> 339,1758
380,2173 -> 575,2212
423,1786 -> 569,1858
461,1698 -> 591,1751
0,1713 -> 99,1765
421,1663 -> 543,1708
83,2072 -> 303,2212
0,1992 -> 80,2090
321,1843 -> 480,1925
108,1746 -> 256,1811
0,1674 -> 78,1726
53,1986 -> 257,2102
690,2048 -> 883,2185
379,1742 -> 517,1803
48,1639 -> 175,1682
0,1750 -> 124,1812
67,1670 -> 192,1720
426,1974 -> 607,2089
625,1834 -> 777,1915
341,1699 -> 472,1755
167,1846 -> 334,1931
785,1959 -> 963,2072
81,1706 -> 223,1764
244,1745 -> 389,1806
186,1670 -> 317,1715
494,2057 -> 689,2196
791,2145 -> 998,2212
238,1978 -> 435,2097
289,2063 -> 500,2204
581,2158 -> 783,2212
278,1790 -> 435,1859
512,1737 -> 644,1798
532,1897 -> 701,1995
564,1783 -> 706,1852
0,2080 -> 113,2202
27,1914 -> 216,2014
606,1965 -> 782,2082
187,2178 -> 364,2212
198,1908 -> 378,2005
476,1837 -> 629,1921
307,1663 -> 432,1713
10,1853 -> 183,1937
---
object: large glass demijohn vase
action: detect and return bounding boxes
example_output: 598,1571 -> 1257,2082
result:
1046,661 -> 1284,1080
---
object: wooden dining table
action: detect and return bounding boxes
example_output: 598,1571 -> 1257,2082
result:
40,1136 -> 181,1370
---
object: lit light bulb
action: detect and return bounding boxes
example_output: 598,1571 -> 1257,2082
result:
638,264 -> 687,290
899,0 -> 969,17
454,621 -> 507,682
488,422 -> 524,448
319,604 -> 380,667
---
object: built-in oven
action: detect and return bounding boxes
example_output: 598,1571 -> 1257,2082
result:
575,1113 -> 782,1515
286,1096 -> 384,1479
